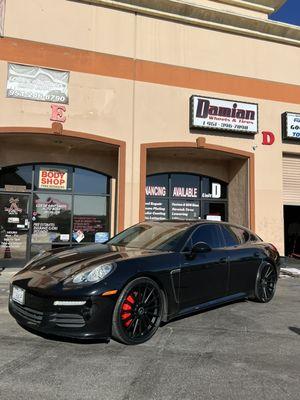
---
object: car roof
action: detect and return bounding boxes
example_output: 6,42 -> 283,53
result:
143,220 -> 253,232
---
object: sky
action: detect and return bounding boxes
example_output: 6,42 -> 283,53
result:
269,0 -> 300,26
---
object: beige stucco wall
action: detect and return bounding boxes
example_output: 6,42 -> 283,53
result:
0,0 -> 300,255
4,0 -> 300,85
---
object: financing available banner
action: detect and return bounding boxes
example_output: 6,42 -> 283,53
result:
7,63 -> 69,104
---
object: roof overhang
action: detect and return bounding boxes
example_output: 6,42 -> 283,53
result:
73,0 -> 300,47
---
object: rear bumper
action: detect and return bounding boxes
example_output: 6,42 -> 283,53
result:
8,289 -> 116,340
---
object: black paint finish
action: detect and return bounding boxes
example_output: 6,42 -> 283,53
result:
8,221 -> 280,342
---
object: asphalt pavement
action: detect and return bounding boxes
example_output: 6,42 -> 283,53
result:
0,271 -> 299,400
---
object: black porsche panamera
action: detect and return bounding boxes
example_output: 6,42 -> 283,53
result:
9,221 -> 280,345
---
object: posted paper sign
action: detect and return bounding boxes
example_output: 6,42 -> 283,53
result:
39,169 -> 68,190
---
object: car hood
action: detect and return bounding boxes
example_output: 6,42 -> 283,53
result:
12,244 -> 165,289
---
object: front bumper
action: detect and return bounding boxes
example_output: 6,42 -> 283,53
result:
8,287 -> 116,340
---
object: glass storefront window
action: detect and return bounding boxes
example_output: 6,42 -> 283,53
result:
201,177 -> 227,200
202,202 -> 226,221
170,200 -> 200,220
31,193 -> 72,243
73,196 -> 109,243
74,168 -> 109,195
0,194 -> 30,260
0,163 -> 111,267
145,173 -> 227,222
0,165 -> 32,191
146,174 -> 169,198
170,174 -> 200,199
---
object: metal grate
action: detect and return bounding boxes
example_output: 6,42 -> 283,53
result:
12,302 -> 43,325
49,313 -> 86,328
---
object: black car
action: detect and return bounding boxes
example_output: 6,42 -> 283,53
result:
9,221 -> 280,345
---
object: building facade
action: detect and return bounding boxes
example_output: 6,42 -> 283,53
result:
0,0 -> 300,267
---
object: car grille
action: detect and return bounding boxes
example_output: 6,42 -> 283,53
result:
11,299 -> 86,329
49,313 -> 85,328
13,302 -> 43,325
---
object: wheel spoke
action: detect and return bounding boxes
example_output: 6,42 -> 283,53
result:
262,285 -> 267,300
144,288 -> 154,304
132,319 -> 139,337
142,286 -> 149,303
265,266 -> 272,278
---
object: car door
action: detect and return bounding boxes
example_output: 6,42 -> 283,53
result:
219,225 -> 262,295
179,224 -> 229,311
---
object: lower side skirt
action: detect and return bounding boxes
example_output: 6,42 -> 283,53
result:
177,292 -> 247,318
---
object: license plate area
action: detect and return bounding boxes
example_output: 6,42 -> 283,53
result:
12,286 -> 25,305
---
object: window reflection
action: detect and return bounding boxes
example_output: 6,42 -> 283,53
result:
31,194 -> 72,243
73,196 -> 108,243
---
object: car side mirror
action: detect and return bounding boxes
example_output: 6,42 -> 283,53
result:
191,241 -> 212,254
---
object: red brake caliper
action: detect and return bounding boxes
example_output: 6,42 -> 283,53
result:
121,294 -> 135,327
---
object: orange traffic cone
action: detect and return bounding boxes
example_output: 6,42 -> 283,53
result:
4,242 -> 11,259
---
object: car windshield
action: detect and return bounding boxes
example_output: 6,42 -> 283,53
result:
107,222 -> 190,251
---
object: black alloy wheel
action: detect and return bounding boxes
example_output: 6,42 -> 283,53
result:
253,263 -> 277,303
112,277 -> 163,345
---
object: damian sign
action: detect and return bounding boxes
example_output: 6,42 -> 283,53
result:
190,95 -> 258,134
39,169 -> 68,190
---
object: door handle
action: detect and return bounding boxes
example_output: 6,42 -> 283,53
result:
219,257 -> 227,264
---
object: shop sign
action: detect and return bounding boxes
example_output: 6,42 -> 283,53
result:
39,169 -> 68,190
282,112 -> 300,140
7,63 -> 69,104
145,185 -> 167,197
0,0 -> 5,37
190,95 -> 258,134
262,131 -> 275,145
50,104 -> 66,123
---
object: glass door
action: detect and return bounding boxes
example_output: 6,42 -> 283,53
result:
0,193 -> 30,268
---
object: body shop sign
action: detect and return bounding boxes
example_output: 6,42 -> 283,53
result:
190,95 -> 258,134
283,112 -> 300,140
39,169 -> 67,190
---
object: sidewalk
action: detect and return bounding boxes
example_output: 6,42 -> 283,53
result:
280,257 -> 300,277
0,268 -> 18,284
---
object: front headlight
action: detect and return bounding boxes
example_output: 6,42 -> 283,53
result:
72,263 -> 115,284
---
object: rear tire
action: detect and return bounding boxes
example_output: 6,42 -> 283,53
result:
112,277 -> 163,345
251,263 -> 277,303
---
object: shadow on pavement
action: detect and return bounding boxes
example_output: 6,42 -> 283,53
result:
289,326 -> 300,336
18,323 -> 110,345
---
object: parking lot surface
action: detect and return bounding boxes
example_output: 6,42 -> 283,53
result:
0,274 -> 299,400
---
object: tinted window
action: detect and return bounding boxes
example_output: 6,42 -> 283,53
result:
146,174 -> 168,197
74,168 -> 108,194
0,165 -> 32,190
191,224 -> 223,248
202,202 -> 226,221
108,222 -> 190,251
231,226 -> 250,244
221,226 -> 239,247
170,174 -> 200,199
250,233 -> 259,242
73,195 -> 108,243
202,177 -> 227,199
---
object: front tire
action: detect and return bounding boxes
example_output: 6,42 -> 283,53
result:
252,263 -> 277,303
112,277 -> 163,345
